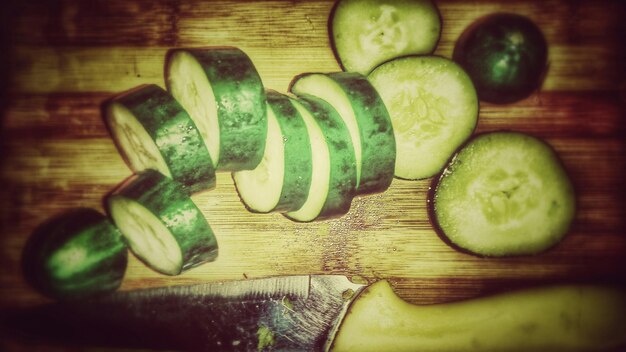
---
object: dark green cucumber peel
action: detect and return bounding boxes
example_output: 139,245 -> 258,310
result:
107,169 -> 217,275
428,131 -> 576,257
105,84 -> 216,194
266,90 -> 313,212
453,13 -> 548,104
22,208 -> 128,300
165,47 -> 267,171
322,72 -> 395,194
294,94 -> 357,220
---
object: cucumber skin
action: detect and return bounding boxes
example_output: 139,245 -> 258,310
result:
327,72 -> 395,194
108,84 -> 216,194
108,169 -> 218,274
298,94 -> 357,220
22,208 -> 127,300
453,13 -> 548,104
429,131 -> 576,257
266,90 -> 313,213
166,47 -> 267,171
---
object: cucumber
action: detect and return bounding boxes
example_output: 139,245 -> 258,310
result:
368,56 -> 478,180
453,13 -> 548,104
105,84 -> 216,194
285,95 -> 357,222
165,47 -> 267,171
431,132 -> 576,257
290,72 -> 395,195
107,169 -> 218,275
331,0 -> 441,75
233,90 -> 312,213
21,208 -> 127,300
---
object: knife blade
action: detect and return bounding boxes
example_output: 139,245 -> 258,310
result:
4,276 -> 626,352
2,275 -> 366,351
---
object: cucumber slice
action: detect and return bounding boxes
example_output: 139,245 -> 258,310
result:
107,169 -> 218,275
290,72 -> 395,195
165,47 -> 267,171
368,56 -> 478,180
21,208 -> 127,300
431,132 -> 576,257
331,0 -> 441,75
285,95 -> 357,222
105,84 -> 216,194
233,90 -> 312,213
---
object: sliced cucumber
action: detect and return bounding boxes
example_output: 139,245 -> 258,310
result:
233,90 -> 312,213
368,56 -> 478,180
105,84 -> 216,194
285,95 -> 357,222
165,47 -> 267,171
290,72 -> 395,195
431,132 -> 576,257
331,0 -> 441,75
107,169 -> 218,275
22,208 -> 127,300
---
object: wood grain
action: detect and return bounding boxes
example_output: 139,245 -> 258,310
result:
0,0 -> 625,349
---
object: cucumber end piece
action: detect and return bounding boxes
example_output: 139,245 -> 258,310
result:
22,208 -> 128,300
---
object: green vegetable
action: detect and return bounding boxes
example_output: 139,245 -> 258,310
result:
105,84 -> 216,194
22,208 -> 127,300
431,132 -> 576,257
107,169 -> 218,275
368,56 -> 478,180
233,90 -> 313,213
165,47 -> 267,171
453,13 -> 548,104
290,72 -> 395,195
285,95 -> 357,222
331,0 -> 441,75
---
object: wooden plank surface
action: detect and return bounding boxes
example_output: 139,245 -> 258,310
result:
0,0 -> 625,349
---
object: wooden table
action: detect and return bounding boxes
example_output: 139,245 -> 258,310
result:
1,0 -> 625,349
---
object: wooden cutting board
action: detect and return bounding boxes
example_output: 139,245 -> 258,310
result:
0,0 -> 625,348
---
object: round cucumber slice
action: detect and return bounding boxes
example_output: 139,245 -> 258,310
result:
107,169 -> 218,275
431,132 -> 576,257
165,47 -> 267,171
331,0 -> 441,75
233,90 -> 312,213
290,72 -> 395,195
285,95 -> 357,222
105,84 -> 216,194
368,56 -> 478,180
22,208 -> 127,300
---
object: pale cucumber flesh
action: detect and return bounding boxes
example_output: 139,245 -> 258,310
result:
368,55 -> 478,180
332,0 -> 441,74
107,102 -> 171,178
433,132 -> 576,256
285,99 -> 331,222
233,104 -> 284,213
166,51 -> 219,166
109,197 -> 183,275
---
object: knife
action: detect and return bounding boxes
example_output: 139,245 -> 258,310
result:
3,275 -> 626,351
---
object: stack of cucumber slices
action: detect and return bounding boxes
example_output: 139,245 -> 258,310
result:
22,0 -> 576,301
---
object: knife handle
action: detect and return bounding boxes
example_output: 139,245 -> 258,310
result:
329,280 -> 626,352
